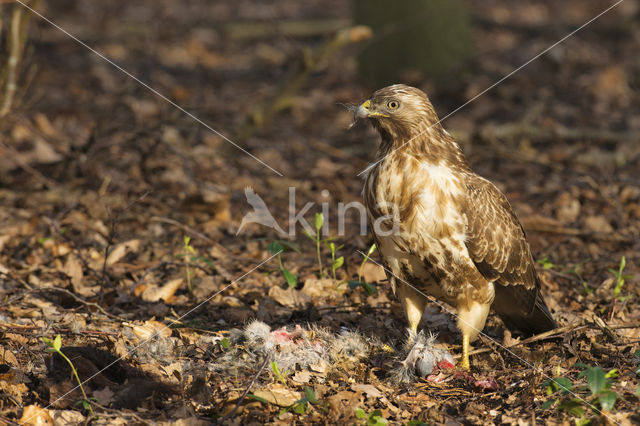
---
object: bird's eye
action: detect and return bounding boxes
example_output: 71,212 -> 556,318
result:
387,100 -> 400,110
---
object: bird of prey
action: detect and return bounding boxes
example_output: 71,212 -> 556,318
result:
356,84 -> 556,370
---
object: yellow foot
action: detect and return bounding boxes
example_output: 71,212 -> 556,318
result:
460,334 -> 470,370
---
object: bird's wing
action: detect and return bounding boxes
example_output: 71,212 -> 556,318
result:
463,175 -> 556,334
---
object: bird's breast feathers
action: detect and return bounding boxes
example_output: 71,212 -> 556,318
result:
366,157 -> 484,301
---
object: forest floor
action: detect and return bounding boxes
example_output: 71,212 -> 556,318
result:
1,1 -> 640,424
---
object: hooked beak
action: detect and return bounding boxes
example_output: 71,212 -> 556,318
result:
356,99 -> 389,119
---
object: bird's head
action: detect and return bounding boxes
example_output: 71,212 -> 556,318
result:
356,84 -> 440,141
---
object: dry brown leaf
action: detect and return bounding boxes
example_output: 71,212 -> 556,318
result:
360,263 -> 387,283
252,385 -> 302,407
268,285 -> 311,308
18,405 -> 53,426
50,410 -> 85,425
138,277 -> 184,303
132,320 -> 173,341
64,254 -> 91,296
352,383 -> 383,399
106,239 -> 141,266
93,387 -> 115,405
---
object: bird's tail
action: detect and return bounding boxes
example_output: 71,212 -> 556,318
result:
500,294 -> 557,336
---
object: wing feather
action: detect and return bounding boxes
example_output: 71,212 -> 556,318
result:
464,176 -> 556,334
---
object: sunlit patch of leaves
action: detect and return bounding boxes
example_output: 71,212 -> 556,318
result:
542,364 -> 624,424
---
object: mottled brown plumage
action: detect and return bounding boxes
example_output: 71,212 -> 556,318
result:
357,84 -> 556,369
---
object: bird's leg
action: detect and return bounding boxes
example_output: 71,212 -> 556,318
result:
460,334 -> 470,370
456,297 -> 491,371
397,283 -> 427,343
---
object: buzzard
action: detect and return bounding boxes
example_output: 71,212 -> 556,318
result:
357,84 -> 556,370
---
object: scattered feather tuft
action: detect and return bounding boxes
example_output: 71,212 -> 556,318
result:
391,330 -> 454,383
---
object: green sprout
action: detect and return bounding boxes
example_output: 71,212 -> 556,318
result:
271,361 -> 290,386
537,255 -> 557,270
355,407 -> 388,425
326,241 -> 344,281
608,256 -> 633,300
42,335 -> 96,416
303,213 -> 326,277
267,240 -> 300,288
175,235 -> 214,292
348,243 -> 378,296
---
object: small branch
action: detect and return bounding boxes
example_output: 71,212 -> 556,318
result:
219,18 -> 351,40
457,321 -> 640,359
0,135 -> 57,188
234,25 -> 372,141
222,356 -> 269,421
480,122 -> 640,144
36,287 -> 126,322
150,216 -> 216,245
0,4 -> 24,116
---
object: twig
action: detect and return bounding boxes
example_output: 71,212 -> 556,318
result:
0,4 -> 24,116
234,25 -> 372,141
219,18 -> 351,40
0,136 -> 57,188
480,122 -> 640,144
36,287 -> 125,322
222,356 -> 270,421
99,192 -> 150,299
150,216 -> 216,245
457,321 -> 640,359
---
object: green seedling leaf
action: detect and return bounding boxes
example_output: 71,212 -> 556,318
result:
605,369 -> 618,379
365,243 -> 377,257
198,257 -> 215,267
248,394 -> 269,404
37,236 -> 53,245
280,240 -> 301,253
267,240 -> 284,255
586,367 -> 607,396
53,334 -> 62,351
598,390 -> 617,412
282,268 -> 297,288
558,398 -> 585,417
304,386 -> 318,404
333,256 -> 344,269
293,402 -> 306,414
314,212 -> 324,232
540,399 -> 556,410
368,409 -> 388,425
219,338 -> 230,349
362,281 -> 377,295
355,408 -> 367,419
555,377 -> 573,394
